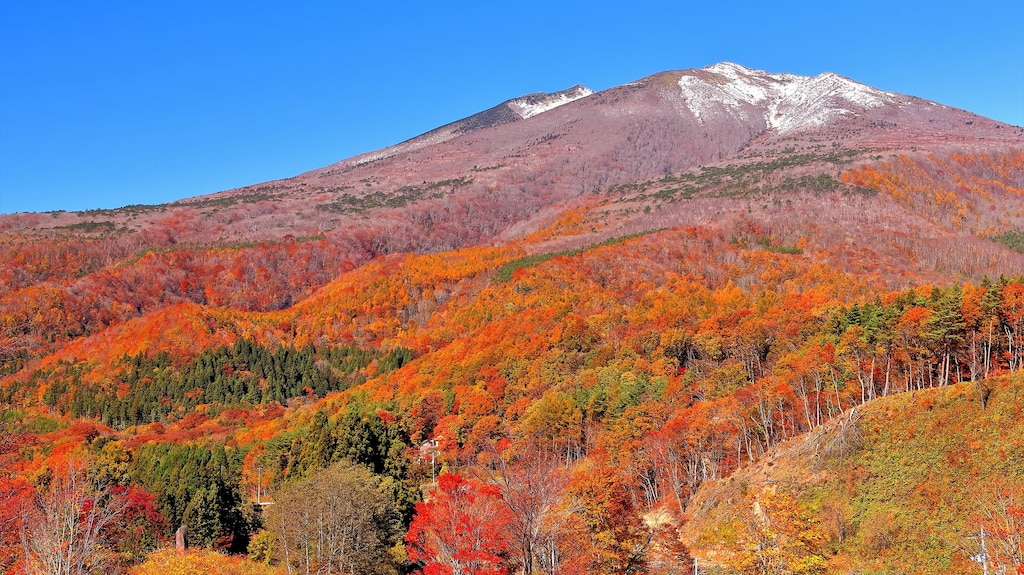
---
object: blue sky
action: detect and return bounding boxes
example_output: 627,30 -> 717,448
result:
2,1 -> 1022,214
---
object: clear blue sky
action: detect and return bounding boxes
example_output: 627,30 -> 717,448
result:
2,1 -> 1022,214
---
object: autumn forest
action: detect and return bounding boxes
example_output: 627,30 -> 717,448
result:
2,66 -> 1024,575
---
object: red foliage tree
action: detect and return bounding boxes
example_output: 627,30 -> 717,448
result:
406,473 -> 514,575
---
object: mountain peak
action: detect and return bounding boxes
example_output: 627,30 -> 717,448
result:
705,61 -> 762,75
679,62 -> 899,133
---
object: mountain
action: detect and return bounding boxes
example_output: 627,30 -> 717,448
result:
4,63 -> 1019,247
3,63 -> 1022,364
2,63 -> 1024,574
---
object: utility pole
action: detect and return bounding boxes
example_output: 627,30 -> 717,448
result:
257,466 -> 263,505
426,436 -> 442,484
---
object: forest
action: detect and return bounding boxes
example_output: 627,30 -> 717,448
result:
1,149 -> 1024,575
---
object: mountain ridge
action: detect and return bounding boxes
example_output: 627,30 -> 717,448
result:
332,83 -> 596,169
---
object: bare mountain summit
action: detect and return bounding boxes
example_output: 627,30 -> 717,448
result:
315,62 -> 1019,190
3,62 -> 1021,270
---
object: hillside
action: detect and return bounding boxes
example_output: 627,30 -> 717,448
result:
1,63 -> 1024,574
682,373 -> 1024,574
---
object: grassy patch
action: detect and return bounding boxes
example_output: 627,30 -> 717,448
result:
617,152 -> 860,203
178,190 -> 284,209
78,203 -> 168,217
53,220 -> 118,233
316,177 -> 472,214
494,229 -> 662,282
731,234 -> 804,255
993,230 -> 1024,254
771,173 -> 842,194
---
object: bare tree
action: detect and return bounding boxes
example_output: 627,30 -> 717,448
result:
265,460 -> 401,575
481,446 -> 581,575
975,483 -> 1024,574
20,461 -> 130,575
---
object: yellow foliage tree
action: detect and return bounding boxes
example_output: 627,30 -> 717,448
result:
731,487 -> 828,575
130,548 -> 285,575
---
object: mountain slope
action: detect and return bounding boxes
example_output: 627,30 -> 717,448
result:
2,64 -> 1024,378
338,84 -> 595,167
681,373 -> 1024,574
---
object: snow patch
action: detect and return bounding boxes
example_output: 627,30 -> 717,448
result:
507,86 -> 594,119
679,62 -> 898,133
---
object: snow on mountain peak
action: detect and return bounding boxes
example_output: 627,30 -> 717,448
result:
679,63 -> 898,133
507,85 -> 594,119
